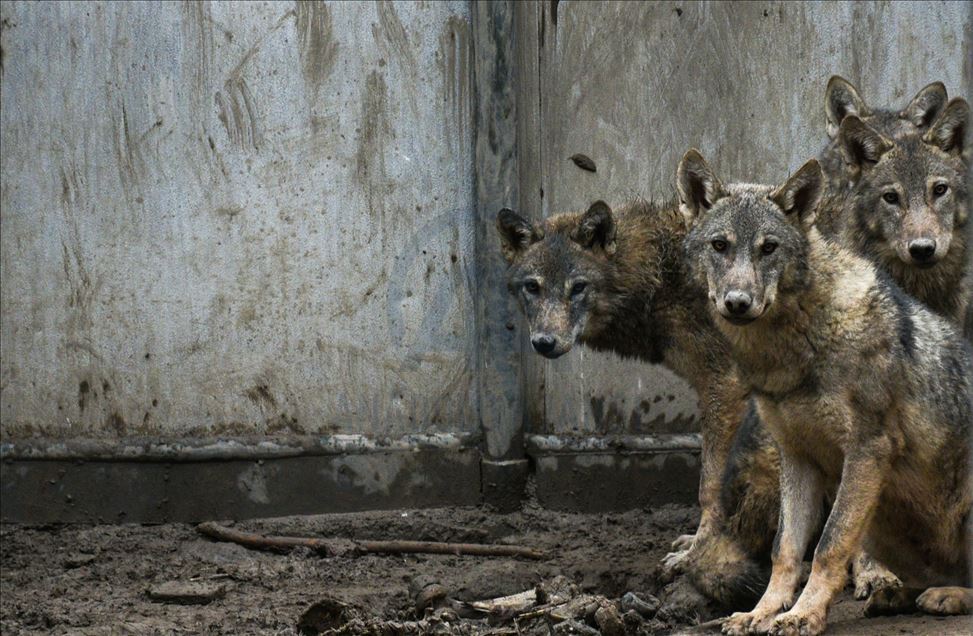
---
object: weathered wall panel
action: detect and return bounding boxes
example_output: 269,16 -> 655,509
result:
530,0 -> 972,435
1,1 -> 476,440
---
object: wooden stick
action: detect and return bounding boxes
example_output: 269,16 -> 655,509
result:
672,617 -> 727,634
196,522 -> 547,560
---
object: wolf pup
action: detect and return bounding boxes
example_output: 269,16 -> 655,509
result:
496,200 -> 751,581
817,77 -> 971,333
678,149 -> 973,635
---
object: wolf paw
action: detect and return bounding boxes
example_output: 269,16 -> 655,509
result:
660,548 -> 691,582
852,560 -> 901,600
864,586 -> 917,617
916,587 -> 973,615
767,608 -> 826,636
671,533 -> 696,551
721,610 -> 777,635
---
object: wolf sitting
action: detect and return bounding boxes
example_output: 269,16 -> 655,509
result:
496,199 -> 750,579
677,149 -> 973,635
817,77 -> 971,334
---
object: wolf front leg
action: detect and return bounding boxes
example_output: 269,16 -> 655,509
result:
769,438 -> 892,636
663,378 -> 749,577
723,450 -> 824,636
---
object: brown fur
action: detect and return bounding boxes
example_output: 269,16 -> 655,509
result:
497,199 -> 750,584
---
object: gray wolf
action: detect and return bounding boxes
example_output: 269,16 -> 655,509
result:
678,149 -> 973,635
817,77 -> 971,333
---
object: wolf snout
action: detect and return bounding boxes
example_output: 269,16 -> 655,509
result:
724,291 -> 753,316
531,334 -> 559,356
907,238 -> 938,265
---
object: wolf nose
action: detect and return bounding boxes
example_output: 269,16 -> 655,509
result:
908,239 -> 937,262
531,335 -> 557,355
724,291 -> 753,316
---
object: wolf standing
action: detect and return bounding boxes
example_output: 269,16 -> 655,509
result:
678,149 -> 973,635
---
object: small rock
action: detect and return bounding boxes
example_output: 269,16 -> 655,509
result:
621,591 -> 660,618
146,581 -> 225,605
594,602 -> 626,636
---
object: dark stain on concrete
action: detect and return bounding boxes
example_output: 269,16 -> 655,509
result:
78,380 -> 90,412
373,1 -> 417,73
437,15 -> 471,141
108,413 -> 126,435
245,384 -> 277,409
295,0 -> 338,99
590,396 -> 699,434
216,78 -> 260,151
356,71 -> 392,238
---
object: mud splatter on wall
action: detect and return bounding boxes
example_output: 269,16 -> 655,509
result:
0,1 -> 475,439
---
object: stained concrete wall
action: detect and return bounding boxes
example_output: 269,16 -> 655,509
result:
1,1 -> 970,518
526,0 -> 972,437
1,1 -> 477,440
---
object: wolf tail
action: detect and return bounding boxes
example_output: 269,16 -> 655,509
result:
683,531 -> 769,610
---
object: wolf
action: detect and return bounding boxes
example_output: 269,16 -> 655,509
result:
677,149 -> 973,635
496,199 -> 750,580
818,76 -> 950,184
816,77 -> 971,333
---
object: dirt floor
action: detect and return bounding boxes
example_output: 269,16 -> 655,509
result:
1,501 -> 969,635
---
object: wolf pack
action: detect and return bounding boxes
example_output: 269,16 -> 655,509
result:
496,77 -> 971,635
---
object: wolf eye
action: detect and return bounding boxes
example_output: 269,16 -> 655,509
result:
570,282 -> 588,297
761,241 -> 778,255
524,280 -> 540,294
933,183 -> 949,197
882,192 -> 900,204
711,239 -> 728,253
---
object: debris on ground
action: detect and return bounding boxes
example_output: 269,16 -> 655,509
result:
146,581 -> 226,605
2,505 -> 962,635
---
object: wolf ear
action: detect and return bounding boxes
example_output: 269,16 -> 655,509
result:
825,76 -> 870,138
838,116 -> 893,169
770,159 -> 823,231
571,201 -> 617,256
496,208 -> 543,263
923,98 -> 969,157
676,149 -> 726,228
901,81 -> 948,128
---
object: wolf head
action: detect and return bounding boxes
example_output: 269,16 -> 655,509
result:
824,75 -> 949,140
837,97 -> 969,268
496,202 -> 618,358
678,150 -> 822,327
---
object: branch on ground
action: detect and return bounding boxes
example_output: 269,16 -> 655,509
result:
195,521 -> 547,560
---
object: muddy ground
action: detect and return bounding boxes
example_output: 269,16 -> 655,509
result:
1,502 -> 968,635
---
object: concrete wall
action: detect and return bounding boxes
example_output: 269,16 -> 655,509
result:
1,1 -> 476,440
1,1 -> 969,518
526,0 -> 972,437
